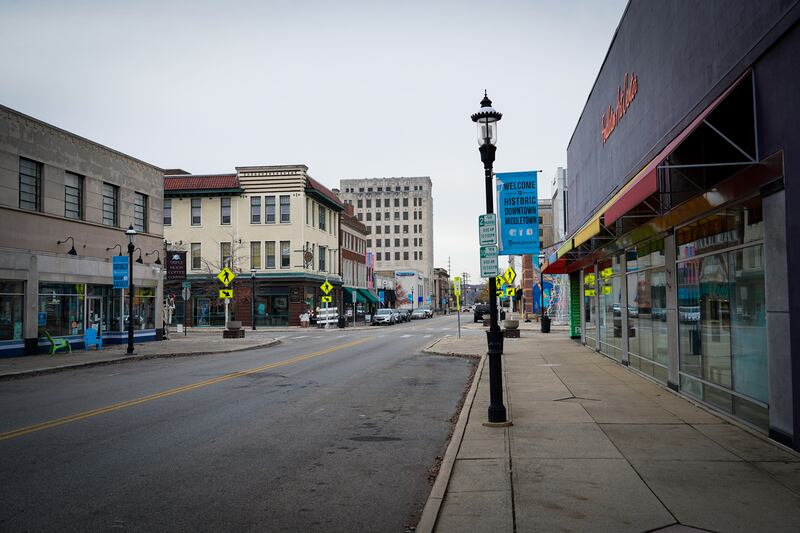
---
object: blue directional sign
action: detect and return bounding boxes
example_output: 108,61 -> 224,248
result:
496,171 -> 539,256
113,255 -> 129,289
379,291 -> 385,304
408,293 -> 413,302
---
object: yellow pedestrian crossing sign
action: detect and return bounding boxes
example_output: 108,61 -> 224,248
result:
504,266 -> 516,286
219,288 -> 233,299
320,280 -> 333,294
453,276 -> 461,296
506,287 -> 516,297
496,277 -> 504,290
321,295 -> 333,303
217,267 -> 235,286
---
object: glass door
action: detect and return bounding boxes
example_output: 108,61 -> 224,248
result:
87,296 -> 104,333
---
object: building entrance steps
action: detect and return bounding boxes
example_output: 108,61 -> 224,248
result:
420,331 -> 800,533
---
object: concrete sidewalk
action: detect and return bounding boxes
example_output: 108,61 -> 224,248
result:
421,329 -> 800,533
0,332 -> 283,379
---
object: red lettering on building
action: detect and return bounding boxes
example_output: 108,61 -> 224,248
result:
601,72 -> 638,144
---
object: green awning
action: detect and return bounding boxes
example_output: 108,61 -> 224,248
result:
358,288 -> 379,304
343,287 -> 366,303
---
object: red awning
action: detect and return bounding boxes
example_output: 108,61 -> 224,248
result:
604,168 -> 657,225
601,69 -> 752,226
542,257 -> 569,274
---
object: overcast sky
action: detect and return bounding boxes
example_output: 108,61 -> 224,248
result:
1,0 -> 627,281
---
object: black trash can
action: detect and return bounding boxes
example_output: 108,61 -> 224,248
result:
541,315 -> 551,333
338,316 -> 347,328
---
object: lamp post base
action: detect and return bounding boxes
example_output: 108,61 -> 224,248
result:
486,329 -> 508,423
483,420 -> 513,428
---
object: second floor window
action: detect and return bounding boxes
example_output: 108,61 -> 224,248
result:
280,241 -> 290,268
134,192 -> 148,232
251,196 -> 261,223
266,196 -> 276,224
250,241 -> 261,269
220,197 -> 231,225
280,195 -> 290,223
318,205 -> 326,231
220,242 -> 232,268
64,172 -> 83,220
163,199 -> 172,225
19,158 -> 42,212
191,243 -> 201,269
319,245 -> 327,272
102,183 -> 119,227
191,198 -> 201,226
265,241 -> 276,269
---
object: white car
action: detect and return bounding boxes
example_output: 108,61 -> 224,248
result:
372,308 -> 395,325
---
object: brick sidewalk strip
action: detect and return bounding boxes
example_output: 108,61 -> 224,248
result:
421,329 -> 800,533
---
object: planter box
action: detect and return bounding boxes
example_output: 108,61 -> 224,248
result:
503,328 -> 520,338
223,329 -> 245,339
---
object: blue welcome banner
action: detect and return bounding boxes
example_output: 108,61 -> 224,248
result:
496,171 -> 539,256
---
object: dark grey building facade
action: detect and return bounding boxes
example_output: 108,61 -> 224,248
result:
547,1 -> 800,450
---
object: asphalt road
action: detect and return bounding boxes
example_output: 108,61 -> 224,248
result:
0,314 -> 476,532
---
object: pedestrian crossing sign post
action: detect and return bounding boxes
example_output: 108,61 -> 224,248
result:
320,280 -> 334,329
504,266 -> 516,286
320,280 -> 333,294
217,267 -> 235,286
321,295 -> 332,303
219,289 -> 233,299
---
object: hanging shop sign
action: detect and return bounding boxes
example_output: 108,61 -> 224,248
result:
601,72 -> 638,144
166,251 -> 187,281
495,171 -> 539,256
112,255 -> 129,289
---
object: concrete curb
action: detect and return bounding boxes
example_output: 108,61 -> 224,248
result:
0,339 -> 282,380
416,347 -> 487,533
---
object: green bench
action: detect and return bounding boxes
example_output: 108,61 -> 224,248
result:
43,331 -> 72,355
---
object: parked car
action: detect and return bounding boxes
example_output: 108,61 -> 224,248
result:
473,304 -> 490,323
418,307 -> 433,318
400,309 -> 412,322
372,308 -> 395,325
391,309 -> 402,323
411,308 -> 427,320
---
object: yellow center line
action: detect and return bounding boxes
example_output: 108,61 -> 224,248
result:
0,336 -> 373,442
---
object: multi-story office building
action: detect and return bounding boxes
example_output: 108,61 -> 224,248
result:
338,177 -> 434,300
551,167 -> 568,242
543,1 -> 800,448
163,165 -> 344,327
338,204 -> 379,317
0,105 -> 165,356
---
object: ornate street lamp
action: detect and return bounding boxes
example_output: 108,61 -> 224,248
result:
471,91 -> 509,425
125,225 -> 137,354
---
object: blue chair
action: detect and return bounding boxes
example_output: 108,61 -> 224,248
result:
84,327 -> 103,351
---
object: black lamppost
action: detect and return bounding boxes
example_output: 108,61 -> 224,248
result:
251,268 -> 257,330
471,91 -> 509,425
125,225 -> 137,354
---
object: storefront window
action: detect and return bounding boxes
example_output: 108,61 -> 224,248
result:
583,267 -> 596,345
130,287 -> 156,330
39,283 -> 85,336
0,281 -> 24,341
677,198 -> 767,428
626,238 -> 668,383
598,256 -> 622,361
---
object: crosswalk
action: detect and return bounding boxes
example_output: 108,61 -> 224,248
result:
277,327 -> 452,342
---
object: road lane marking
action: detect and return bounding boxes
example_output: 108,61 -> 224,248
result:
424,335 -> 432,338
292,335 -> 308,339
0,337 -> 374,442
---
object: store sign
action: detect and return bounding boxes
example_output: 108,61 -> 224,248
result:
601,72 -> 638,144
112,255 -> 129,289
166,251 -> 187,281
495,171 -> 539,256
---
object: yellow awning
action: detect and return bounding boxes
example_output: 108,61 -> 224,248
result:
573,215 -> 602,247
556,239 -> 573,259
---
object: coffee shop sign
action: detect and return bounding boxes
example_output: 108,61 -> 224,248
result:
601,72 -> 638,144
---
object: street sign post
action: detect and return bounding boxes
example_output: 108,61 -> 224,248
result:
219,289 -> 233,299
320,280 -> 334,328
217,267 -> 235,286
480,245 -> 499,278
478,213 -> 498,246
321,295 -> 333,303
504,266 -> 516,286
320,280 -> 333,294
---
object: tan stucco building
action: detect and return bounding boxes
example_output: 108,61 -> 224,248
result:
0,105 -> 165,355
163,165 -> 345,327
